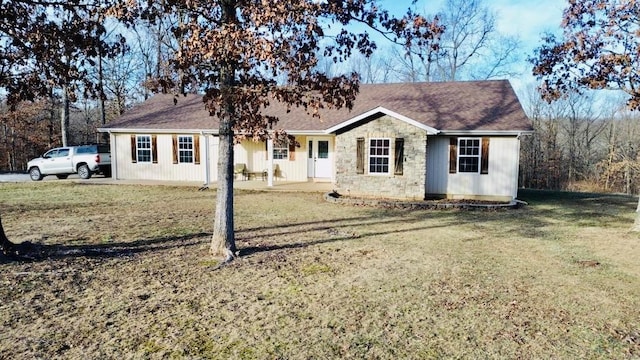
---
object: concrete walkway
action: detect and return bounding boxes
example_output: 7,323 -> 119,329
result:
0,173 -> 334,193
83,177 -> 334,193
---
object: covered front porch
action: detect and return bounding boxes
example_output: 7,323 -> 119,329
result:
234,135 -> 335,185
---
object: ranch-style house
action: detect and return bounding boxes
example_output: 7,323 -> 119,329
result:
99,80 -> 532,202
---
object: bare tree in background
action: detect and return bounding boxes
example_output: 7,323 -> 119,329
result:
391,0 -> 520,82
600,109 -> 640,195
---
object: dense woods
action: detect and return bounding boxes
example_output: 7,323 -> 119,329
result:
519,88 -> 640,195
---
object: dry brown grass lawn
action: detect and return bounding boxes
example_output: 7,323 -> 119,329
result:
0,183 -> 639,359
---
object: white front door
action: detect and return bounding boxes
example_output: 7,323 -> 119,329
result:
307,138 -> 332,179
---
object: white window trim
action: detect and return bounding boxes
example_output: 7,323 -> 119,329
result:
136,135 -> 152,163
457,137 -> 481,174
368,138 -> 391,175
272,139 -> 289,161
178,135 -> 194,164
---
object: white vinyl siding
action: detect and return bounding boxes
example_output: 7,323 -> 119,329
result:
115,133 -> 209,182
427,136 -> 519,200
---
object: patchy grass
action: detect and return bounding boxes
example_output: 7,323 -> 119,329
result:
0,183 -> 639,359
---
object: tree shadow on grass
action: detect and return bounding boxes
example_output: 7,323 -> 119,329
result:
236,208 -> 548,257
7,188 -> 623,263
236,190 -> 638,258
238,222 -> 457,257
517,188 -> 638,227
0,230 -> 210,263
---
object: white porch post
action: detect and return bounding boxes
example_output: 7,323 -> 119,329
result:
267,137 -> 274,187
202,132 -> 210,186
109,131 -> 118,180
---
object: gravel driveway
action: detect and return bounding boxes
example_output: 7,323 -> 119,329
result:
0,173 -> 31,182
0,173 -> 92,183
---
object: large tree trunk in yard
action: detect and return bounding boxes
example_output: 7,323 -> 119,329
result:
210,123 -> 237,261
0,215 -> 40,260
0,215 -> 16,255
209,1 -> 239,263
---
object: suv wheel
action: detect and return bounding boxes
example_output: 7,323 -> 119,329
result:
29,167 -> 43,181
78,164 -> 92,179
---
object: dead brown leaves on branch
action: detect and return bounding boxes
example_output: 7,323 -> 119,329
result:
531,0 -> 640,109
0,1 -> 127,106
108,0 -> 443,259
120,0 -> 442,141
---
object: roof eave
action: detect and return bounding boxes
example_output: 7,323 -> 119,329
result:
98,128 -> 219,135
437,129 -> 534,136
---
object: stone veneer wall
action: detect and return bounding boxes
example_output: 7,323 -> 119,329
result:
334,115 -> 427,200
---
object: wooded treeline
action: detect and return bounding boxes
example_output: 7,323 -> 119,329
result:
0,98 -> 123,172
519,88 -> 640,195
1,0 -> 639,195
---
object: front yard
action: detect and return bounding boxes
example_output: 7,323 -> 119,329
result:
0,183 -> 638,358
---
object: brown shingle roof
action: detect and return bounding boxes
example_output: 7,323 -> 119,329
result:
103,80 -> 532,133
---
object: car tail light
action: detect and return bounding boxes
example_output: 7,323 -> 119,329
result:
96,154 -> 100,163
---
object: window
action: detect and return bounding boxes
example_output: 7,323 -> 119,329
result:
172,134 -> 200,164
449,137 -> 490,174
458,138 -> 480,172
273,139 -> 288,160
136,135 -> 152,163
178,136 -> 194,163
318,140 -> 329,159
369,138 -> 390,174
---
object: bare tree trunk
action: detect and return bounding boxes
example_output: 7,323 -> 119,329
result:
0,215 -> 15,255
0,215 -> 26,259
625,160 -> 632,195
97,50 -> 109,143
210,0 -> 238,262
48,93 -> 56,148
604,122 -> 615,191
61,86 -> 70,147
210,120 -> 237,261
